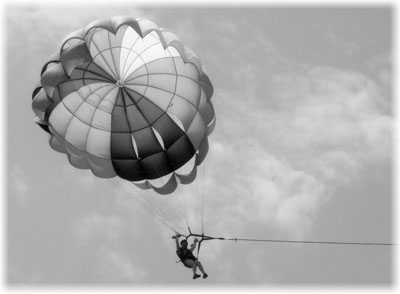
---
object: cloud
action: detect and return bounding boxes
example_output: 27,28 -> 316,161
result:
7,5 -> 146,73
206,63 -> 392,239
240,66 -> 392,183
206,140 -> 325,238
364,53 -> 392,92
263,66 -> 392,170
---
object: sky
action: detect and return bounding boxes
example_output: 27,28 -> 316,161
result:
4,1 -> 395,291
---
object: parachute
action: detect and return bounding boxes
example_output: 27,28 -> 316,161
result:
32,16 -> 216,234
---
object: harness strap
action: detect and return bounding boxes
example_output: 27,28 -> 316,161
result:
196,233 -> 205,258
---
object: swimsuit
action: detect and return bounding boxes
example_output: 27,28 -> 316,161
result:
177,248 -> 197,267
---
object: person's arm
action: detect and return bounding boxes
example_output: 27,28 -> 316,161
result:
172,233 -> 181,250
189,238 -> 199,252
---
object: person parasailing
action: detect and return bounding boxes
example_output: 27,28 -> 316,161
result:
172,233 -> 208,279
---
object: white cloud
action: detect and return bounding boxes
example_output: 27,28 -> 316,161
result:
206,140 -> 325,238
364,53 -> 392,109
263,67 -> 392,172
206,63 -> 392,240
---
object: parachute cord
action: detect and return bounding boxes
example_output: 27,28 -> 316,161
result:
134,188 -> 181,232
194,235 -> 395,246
133,191 -> 178,232
193,163 -> 203,238
150,172 -> 181,230
222,238 -> 395,246
148,169 -> 189,234
179,187 -> 193,231
182,232 -> 394,248
194,166 -> 202,235
191,161 -> 206,259
170,193 -> 187,231
201,160 -> 206,236
153,167 -> 194,234
172,187 -> 192,233
108,178 -> 182,234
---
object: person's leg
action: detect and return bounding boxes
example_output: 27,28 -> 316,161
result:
195,261 -> 208,278
183,260 -> 200,278
195,261 -> 205,274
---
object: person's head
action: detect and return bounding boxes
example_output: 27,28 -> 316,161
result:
180,239 -> 188,248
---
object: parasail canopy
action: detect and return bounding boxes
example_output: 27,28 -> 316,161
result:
32,16 -> 216,195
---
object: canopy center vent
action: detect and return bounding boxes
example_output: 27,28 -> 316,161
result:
115,80 -> 125,88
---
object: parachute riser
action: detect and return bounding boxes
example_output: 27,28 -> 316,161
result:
184,232 -> 221,241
